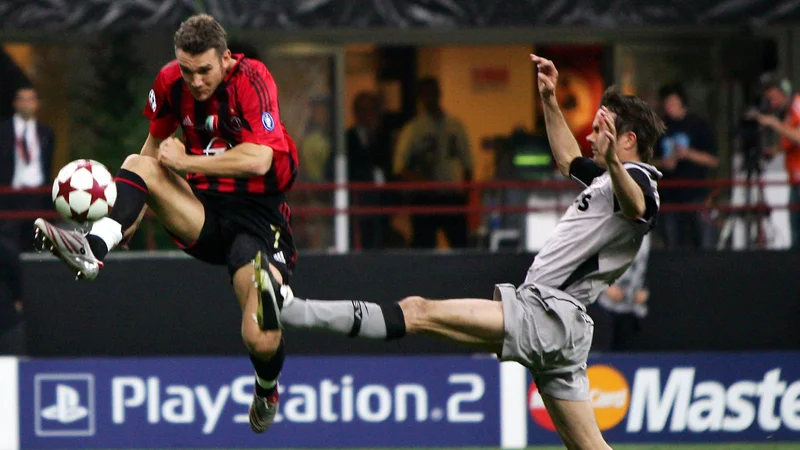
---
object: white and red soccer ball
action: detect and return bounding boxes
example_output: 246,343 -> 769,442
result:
52,159 -> 117,223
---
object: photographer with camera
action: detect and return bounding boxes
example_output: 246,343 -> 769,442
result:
748,76 -> 800,248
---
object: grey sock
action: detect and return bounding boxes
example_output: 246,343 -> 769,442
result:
280,298 -> 405,340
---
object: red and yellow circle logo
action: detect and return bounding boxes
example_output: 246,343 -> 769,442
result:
528,364 -> 630,431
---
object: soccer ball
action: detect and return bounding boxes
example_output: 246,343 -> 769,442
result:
52,159 -> 117,223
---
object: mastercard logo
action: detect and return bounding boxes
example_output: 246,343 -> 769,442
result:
528,364 -> 630,431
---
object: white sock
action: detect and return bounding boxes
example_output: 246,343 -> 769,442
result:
256,373 -> 277,390
89,217 -> 123,252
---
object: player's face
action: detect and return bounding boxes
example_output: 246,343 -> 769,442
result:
587,109 -> 635,168
587,109 -> 608,167
176,48 -> 231,101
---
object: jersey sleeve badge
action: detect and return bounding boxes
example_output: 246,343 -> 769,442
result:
262,112 -> 275,131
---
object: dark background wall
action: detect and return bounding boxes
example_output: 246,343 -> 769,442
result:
20,251 -> 800,357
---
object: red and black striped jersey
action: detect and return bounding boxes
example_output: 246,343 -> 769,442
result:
143,54 -> 298,196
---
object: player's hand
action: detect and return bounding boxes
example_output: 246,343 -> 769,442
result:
605,285 -> 625,303
634,289 -> 649,304
157,137 -> 187,171
596,106 -> 619,164
14,301 -> 22,314
530,54 -> 558,101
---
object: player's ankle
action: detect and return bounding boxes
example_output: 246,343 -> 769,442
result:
86,234 -> 109,261
254,375 -> 277,397
381,303 -> 407,340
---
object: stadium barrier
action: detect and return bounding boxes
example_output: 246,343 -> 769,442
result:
1,352 -> 797,449
19,251 -> 800,357
1,178 -> 798,220
2,176 -> 794,251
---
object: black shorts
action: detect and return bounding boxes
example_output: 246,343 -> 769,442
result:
166,189 -> 296,283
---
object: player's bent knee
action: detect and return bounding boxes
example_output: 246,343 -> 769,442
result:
244,330 -> 282,360
398,296 -> 430,331
121,154 -> 161,181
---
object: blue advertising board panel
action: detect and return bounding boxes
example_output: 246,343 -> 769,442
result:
527,352 -> 800,445
19,356 -> 499,449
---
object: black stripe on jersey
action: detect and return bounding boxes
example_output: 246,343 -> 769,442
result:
240,115 -> 252,132
287,148 -> 298,189
216,84 -> 238,144
242,61 -> 272,112
243,74 -> 266,127
169,80 -> 184,124
569,157 -> 605,188
192,98 -> 209,150
242,61 -> 272,111
557,253 -> 599,292
264,163 -> 279,193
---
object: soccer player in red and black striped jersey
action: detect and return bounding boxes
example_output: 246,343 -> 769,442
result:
33,14 -> 296,434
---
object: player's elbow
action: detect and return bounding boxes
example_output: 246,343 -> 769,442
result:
557,160 -> 572,178
622,202 -> 646,220
246,146 -> 274,176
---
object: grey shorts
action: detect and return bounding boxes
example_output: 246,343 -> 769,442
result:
495,283 -> 594,401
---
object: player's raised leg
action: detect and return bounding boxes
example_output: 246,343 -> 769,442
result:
268,273 -> 504,352
398,296 -> 505,352
34,141 -> 204,279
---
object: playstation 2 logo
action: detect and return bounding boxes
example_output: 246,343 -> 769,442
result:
35,374 -> 95,437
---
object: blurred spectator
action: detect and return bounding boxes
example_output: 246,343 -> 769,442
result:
748,77 -> 800,248
0,48 -> 32,121
597,234 -> 651,351
653,83 -> 718,249
300,96 -> 333,183
0,86 -> 55,250
394,77 -> 473,248
346,91 -> 393,249
295,96 -> 333,250
0,235 -> 24,355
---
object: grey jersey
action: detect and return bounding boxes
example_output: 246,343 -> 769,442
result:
524,157 -> 661,305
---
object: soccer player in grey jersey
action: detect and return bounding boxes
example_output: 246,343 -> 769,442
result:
254,54 -> 666,449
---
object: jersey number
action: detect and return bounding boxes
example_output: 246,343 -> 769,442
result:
577,193 -> 592,212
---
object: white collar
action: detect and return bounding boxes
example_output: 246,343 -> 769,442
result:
13,114 -> 36,128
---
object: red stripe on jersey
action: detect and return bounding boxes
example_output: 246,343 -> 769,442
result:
217,177 -> 236,193
188,173 -> 210,190
247,175 -> 266,194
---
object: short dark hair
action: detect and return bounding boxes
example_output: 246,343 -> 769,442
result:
601,87 -> 666,163
14,85 -> 36,98
417,77 -> 441,99
353,91 -> 378,113
174,14 -> 227,56
658,82 -> 688,105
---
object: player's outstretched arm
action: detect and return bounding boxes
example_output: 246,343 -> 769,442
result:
531,54 -> 582,177
157,137 -> 274,177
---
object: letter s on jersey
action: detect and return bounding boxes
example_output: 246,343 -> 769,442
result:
577,193 -> 592,212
